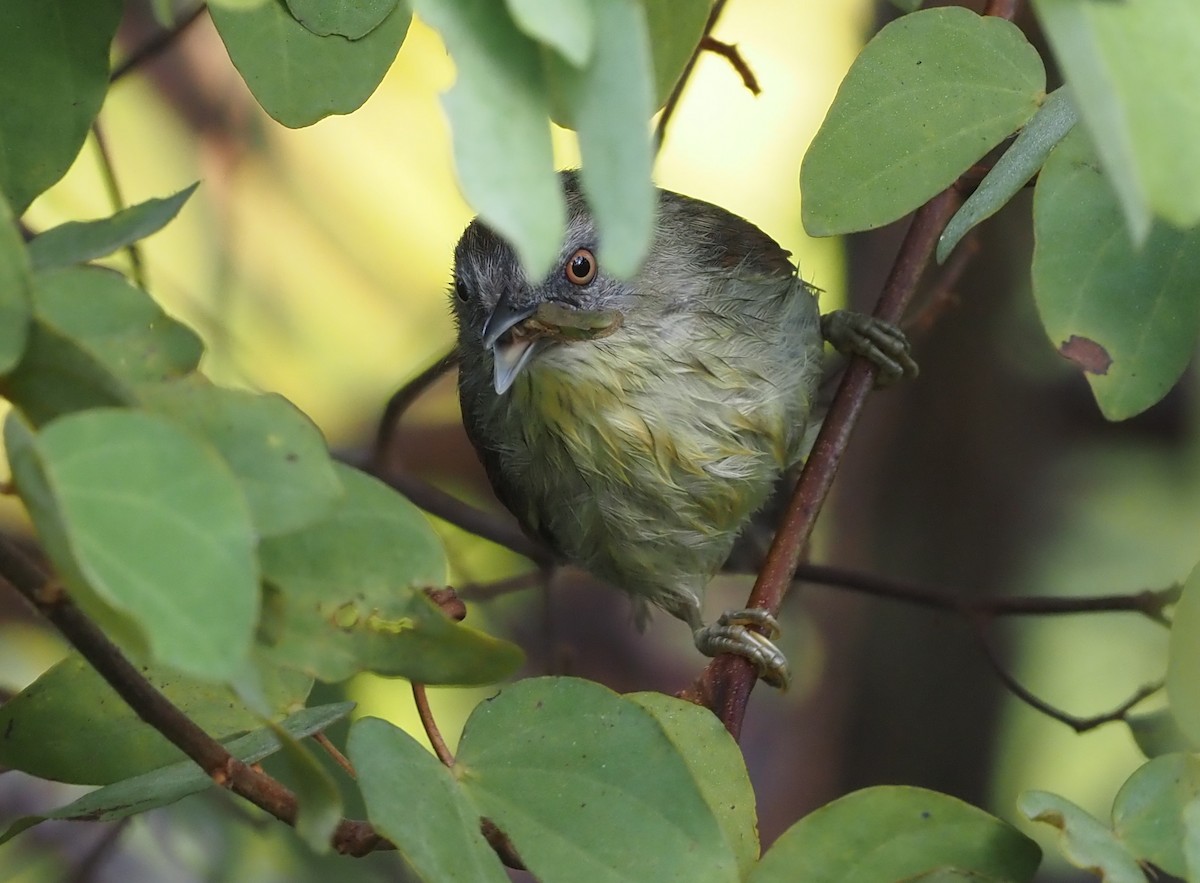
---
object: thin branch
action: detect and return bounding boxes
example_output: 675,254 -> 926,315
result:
971,619 -> 1161,733
314,732 -> 356,779
654,0 -> 730,150
412,683 -> 455,767
372,350 -> 459,471
91,123 -> 145,290
458,570 -> 547,601
699,36 -> 761,95
110,4 -> 208,83
904,235 -> 977,337
0,537 -> 387,857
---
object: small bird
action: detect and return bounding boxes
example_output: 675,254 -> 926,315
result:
452,172 -> 915,687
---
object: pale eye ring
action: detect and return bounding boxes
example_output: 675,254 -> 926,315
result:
565,248 -> 596,285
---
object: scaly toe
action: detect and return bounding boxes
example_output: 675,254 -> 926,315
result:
695,610 -> 790,689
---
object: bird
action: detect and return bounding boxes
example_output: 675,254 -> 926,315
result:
451,171 -> 916,687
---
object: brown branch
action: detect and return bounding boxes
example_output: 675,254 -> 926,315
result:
0,537 -> 387,857
654,0 -> 729,150
314,732 -> 356,779
412,683 -> 455,767
372,350 -> 459,471
970,619 -> 1161,733
111,4 -> 208,83
699,36 -> 761,95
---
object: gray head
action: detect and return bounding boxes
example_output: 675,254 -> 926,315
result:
450,171 -> 794,394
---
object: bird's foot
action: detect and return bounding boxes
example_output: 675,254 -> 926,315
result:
694,608 -> 791,689
820,310 -> 919,387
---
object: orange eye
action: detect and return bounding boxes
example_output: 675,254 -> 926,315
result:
565,248 -> 596,285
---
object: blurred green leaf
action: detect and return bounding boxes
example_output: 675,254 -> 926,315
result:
627,692 -> 758,876
1127,708 -> 1197,759
938,86 -> 1077,264
1112,754 -> 1200,877
1031,0 -> 1200,242
890,0 -> 924,11
642,0 -> 713,111
1019,791 -> 1146,883
412,0 -> 564,281
1185,799 -> 1200,881
0,702 -> 354,845
802,6 -> 1045,236
8,409 -> 260,681
0,654 -> 311,785
0,0 -> 122,214
752,786 -> 1039,883
272,723 -> 343,853
350,717 -> 509,882
209,0 -> 411,128
455,677 -> 739,883
139,378 -> 342,537
0,190 -> 32,375
1032,128 -> 1200,420
27,183 -> 199,271
505,0 -> 593,67
546,0 -> 654,278
284,0 -> 399,39
258,464 -> 522,684
1168,563 -> 1200,745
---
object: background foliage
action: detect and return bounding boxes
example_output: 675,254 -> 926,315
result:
0,0 -> 1198,880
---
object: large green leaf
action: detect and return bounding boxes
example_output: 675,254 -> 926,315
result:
411,0 -> 564,281
642,0 -> 713,112
0,654 -> 311,785
8,409 -> 260,681
350,717 -> 509,882
209,0 -> 411,128
0,702 -> 354,845
1112,754 -> 1200,878
139,378 -> 342,537
455,677 -> 739,883
0,0 -> 123,213
27,184 -> 199,271
545,0 -> 654,279
752,786 -> 1040,883
802,6 -> 1045,236
1031,0 -> 1200,242
505,0 -> 594,67
257,464 -> 522,684
627,692 -> 758,877
1019,791 -> 1146,883
1168,562 -> 1200,746
0,190 -> 32,375
1032,128 -> 1200,420
271,722 -> 343,853
284,0 -> 399,39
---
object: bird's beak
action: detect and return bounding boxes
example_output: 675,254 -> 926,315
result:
482,293 -> 541,395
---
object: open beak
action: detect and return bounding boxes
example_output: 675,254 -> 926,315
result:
482,294 -> 540,394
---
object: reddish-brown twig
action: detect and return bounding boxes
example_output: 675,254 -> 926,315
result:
412,683 -> 455,767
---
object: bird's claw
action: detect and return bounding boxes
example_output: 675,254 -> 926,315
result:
820,310 -> 919,387
694,609 -> 790,689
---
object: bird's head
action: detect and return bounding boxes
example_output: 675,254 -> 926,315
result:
451,174 -> 640,395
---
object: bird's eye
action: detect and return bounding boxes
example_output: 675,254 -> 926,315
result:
565,248 -> 596,286
454,279 -> 470,302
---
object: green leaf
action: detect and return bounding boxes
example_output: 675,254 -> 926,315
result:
1,266 -> 203,425
0,702 -> 353,845
505,0 -> 594,67
642,0 -> 713,112
350,717 -> 509,882
545,0 -> 655,278
27,184 -> 199,271
0,654 -> 311,785
8,409 -> 260,680
284,0 -> 399,39
801,6 -> 1045,236
938,86 -> 1077,264
1185,798 -> 1200,882
627,692 -> 758,876
1168,562 -> 1200,746
209,0 -> 411,128
1032,127 -> 1200,420
1112,754 -> 1200,877
752,786 -> 1040,883
1019,791 -> 1146,883
271,722 -> 343,853
258,463 -> 522,685
0,190 -> 32,375
138,378 -> 342,537
1127,708 -> 1197,760
1031,0 -> 1200,242
455,677 -> 740,883
411,0 -> 564,281
0,0 -> 123,214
